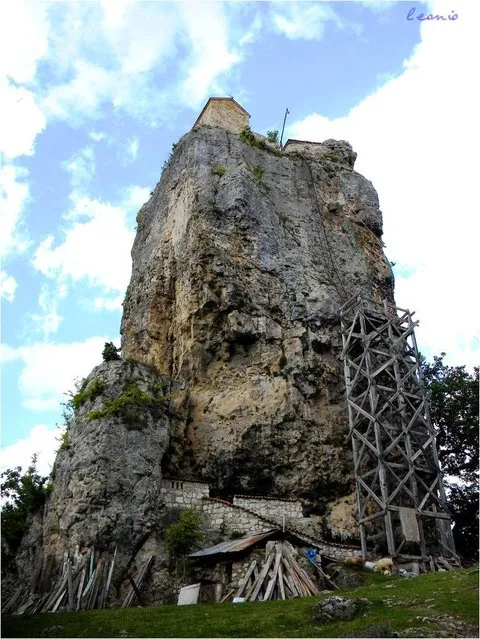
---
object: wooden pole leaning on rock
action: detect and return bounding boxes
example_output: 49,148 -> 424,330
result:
122,556 -> 153,608
235,559 -> 257,598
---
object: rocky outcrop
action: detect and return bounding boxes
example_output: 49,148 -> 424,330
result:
121,125 -> 394,512
3,360 -> 185,606
4,119 -> 398,610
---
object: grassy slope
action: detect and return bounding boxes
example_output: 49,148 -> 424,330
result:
2,567 -> 478,638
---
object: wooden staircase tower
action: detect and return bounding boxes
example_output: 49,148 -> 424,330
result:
340,296 -> 459,566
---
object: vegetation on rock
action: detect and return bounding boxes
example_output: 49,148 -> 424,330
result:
250,164 -> 268,191
240,126 -> 266,150
267,129 -> 279,144
211,164 -> 226,177
70,377 -> 106,410
1,455 -> 50,565
102,342 -> 121,362
164,508 -> 205,559
86,379 -> 168,425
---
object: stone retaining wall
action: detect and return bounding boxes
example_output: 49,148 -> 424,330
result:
201,499 -> 272,536
159,479 -> 209,508
233,496 -> 303,521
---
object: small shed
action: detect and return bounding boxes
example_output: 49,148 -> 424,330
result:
193,97 -> 250,134
188,529 -> 330,602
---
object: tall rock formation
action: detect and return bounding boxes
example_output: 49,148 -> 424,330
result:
3,103 -> 396,609
121,123 -> 394,512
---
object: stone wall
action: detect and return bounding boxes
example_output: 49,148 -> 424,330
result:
194,98 -> 249,134
283,139 -> 326,154
159,479 -> 209,508
201,498 -> 273,536
233,496 -> 304,521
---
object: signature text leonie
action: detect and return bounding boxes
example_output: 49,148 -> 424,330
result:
406,7 -> 458,21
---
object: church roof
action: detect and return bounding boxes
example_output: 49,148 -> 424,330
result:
193,96 -> 251,128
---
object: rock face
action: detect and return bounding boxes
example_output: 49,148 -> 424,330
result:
3,360 -> 184,606
121,125 -> 394,513
3,120 -> 397,610
43,360 -> 178,556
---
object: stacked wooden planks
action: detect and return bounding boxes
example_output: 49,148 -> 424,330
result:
4,547 -> 118,615
233,541 -> 320,602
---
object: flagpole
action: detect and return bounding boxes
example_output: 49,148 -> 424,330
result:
280,108 -> 290,150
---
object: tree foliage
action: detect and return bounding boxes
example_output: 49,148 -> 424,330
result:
422,354 -> 479,561
164,508 -> 205,559
102,342 -> 121,362
1,455 -> 50,565
267,130 -> 279,144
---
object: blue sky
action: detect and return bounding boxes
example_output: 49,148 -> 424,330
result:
1,0 -> 478,476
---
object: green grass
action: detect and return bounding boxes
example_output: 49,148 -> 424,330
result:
2,567 -> 478,638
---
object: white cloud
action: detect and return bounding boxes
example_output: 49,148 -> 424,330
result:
93,295 -> 123,311
32,192 -> 139,293
121,184 -> 150,211
28,283 -> 67,339
289,1 -> 480,367
0,78 -> 46,160
0,0 -> 50,84
63,146 -> 96,191
88,130 -> 113,143
125,137 -> 139,163
0,164 -> 30,260
1,336 -> 111,411
270,1 -> 343,40
0,425 -> 59,477
0,271 -> 17,302
177,2 -> 241,107
41,60 -> 115,121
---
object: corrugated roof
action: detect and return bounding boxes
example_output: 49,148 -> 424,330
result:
188,529 -> 278,558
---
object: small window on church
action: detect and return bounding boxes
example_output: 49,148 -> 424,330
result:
171,481 -> 175,488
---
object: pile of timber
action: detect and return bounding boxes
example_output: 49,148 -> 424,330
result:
4,547 -> 126,615
232,541 -> 323,602
3,547 -> 154,616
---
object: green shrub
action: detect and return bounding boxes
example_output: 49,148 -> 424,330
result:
267,130 -> 279,144
70,377 -> 106,410
1,455 -> 50,564
102,341 -> 121,362
164,509 -> 206,558
250,164 -> 268,191
323,153 -> 340,162
136,210 -> 145,230
212,164 -> 226,177
240,126 -> 266,150
59,430 -> 70,451
87,380 -> 168,424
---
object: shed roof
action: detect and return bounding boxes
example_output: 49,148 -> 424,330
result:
188,530 -> 278,558
193,97 -> 251,128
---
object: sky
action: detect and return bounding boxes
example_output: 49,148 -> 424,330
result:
1,0 -> 479,479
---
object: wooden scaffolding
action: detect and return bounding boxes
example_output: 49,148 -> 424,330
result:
340,296 -> 459,567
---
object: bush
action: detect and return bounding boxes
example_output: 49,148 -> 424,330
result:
240,127 -> 266,150
212,165 -> 226,177
86,380 -> 168,425
1,455 -> 50,564
102,342 -> 120,362
164,509 -> 206,558
70,377 -> 106,410
59,430 -> 70,451
267,130 -> 279,144
250,164 -> 268,191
